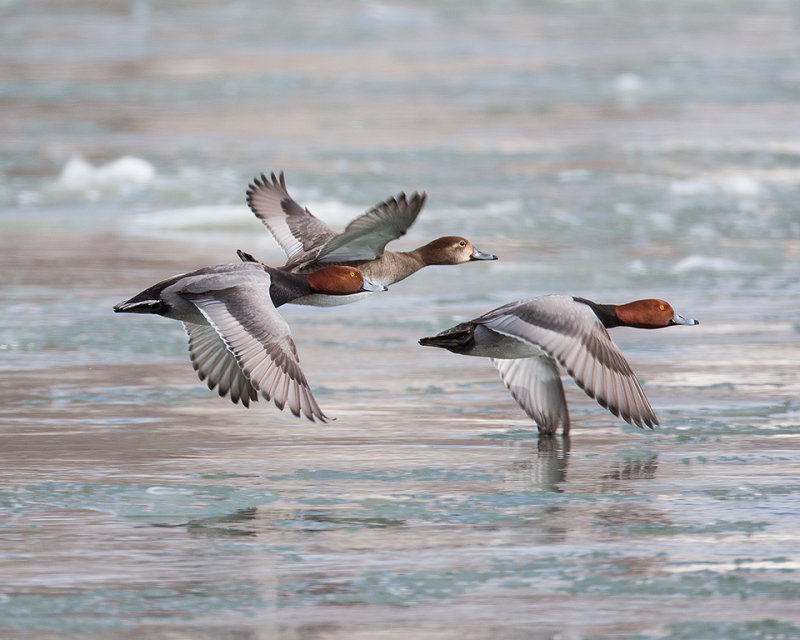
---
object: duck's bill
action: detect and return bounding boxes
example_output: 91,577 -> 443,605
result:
470,247 -> 498,261
361,279 -> 388,292
672,313 -> 699,326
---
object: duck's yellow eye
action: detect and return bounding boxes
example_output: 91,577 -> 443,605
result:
350,271 -> 356,278
659,304 -> 665,311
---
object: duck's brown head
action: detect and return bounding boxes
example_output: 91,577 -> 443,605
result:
419,236 -> 498,265
615,299 -> 699,329
306,266 -> 386,295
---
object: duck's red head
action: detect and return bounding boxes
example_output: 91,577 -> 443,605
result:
615,299 -> 699,329
306,266 -> 386,295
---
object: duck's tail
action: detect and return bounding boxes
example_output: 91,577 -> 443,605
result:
113,278 -> 177,315
113,294 -> 168,315
236,249 -> 259,263
113,269 -> 189,315
419,322 -> 476,353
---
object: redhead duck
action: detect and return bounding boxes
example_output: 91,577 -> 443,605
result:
114,262 -> 385,421
240,172 -> 497,305
419,296 -> 698,436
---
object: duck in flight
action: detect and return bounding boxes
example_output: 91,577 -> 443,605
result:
420,296 -> 698,435
114,262 -> 385,421
238,171 -> 497,305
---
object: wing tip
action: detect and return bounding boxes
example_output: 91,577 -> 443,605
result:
246,170 -> 288,205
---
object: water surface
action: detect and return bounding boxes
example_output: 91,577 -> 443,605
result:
2,1 -> 800,638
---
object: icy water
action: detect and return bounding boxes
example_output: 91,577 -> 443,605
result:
2,1 -> 800,638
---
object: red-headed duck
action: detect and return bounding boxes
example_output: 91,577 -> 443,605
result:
239,171 -> 497,305
419,296 -> 698,436
114,262 -> 385,421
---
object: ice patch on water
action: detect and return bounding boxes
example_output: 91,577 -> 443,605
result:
16,190 -> 43,206
670,179 -> 716,197
648,211 -> 675,231
127,198 -> 367,238
484,199 -> 523,217
671,255 -> 750,274
627,259 -> 647,275
670,174 -> 763,199
719,175 -> 762,198
550,209 -> 582,227
129,204 -> 254,233
145,486 -> 193,496
56,155 -> 155,192
612,72 -> 646,110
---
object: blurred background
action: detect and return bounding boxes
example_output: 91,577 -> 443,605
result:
2,1 -> 800,638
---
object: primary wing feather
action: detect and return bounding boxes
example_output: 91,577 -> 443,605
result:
183,321 -> 258,407
246,171 -> 336,263
492,355 -> 570,435
315,192 -> 427,263
182,275 -> 327,422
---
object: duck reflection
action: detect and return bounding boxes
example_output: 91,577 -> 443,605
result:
183,506 -> 259,537
502,435 -> 572,493
599,454 -> 659,483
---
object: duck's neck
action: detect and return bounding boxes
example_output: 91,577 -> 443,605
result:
401,246 -> 435,266
268,270 -> 311,307
573,297 -> 621,328
362,250 -> 426,285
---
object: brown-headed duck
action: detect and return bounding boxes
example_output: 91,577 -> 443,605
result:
419,296 -> 698,436
114,262 -> 385,421
239,171 -> 497,305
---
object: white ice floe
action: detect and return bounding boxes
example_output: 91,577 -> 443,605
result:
671,255 -> 751,274
613,72 -> 646,110
626,259 -> 647,275
670,174 -> 763,199
129,204 -> 254,232
56,155 -> 156,191
718,175 -> 762,198
669,179 -> 716,197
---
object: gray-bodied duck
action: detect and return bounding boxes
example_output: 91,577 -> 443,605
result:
420,296 -> 698,435
114,262 -> 385,421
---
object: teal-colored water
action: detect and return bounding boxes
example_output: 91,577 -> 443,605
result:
2,1 -> 800,638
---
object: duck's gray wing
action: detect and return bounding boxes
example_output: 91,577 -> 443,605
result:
314,192 -> 427,264
182,274 -> 328,422
480,296 -> 658,429
246,171 -> 337,265
491,355 -> 570,436
183,322 -> 258,407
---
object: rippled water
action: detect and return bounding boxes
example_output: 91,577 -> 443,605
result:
2,1 -> 800,638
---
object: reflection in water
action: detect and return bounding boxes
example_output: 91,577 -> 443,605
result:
503,435 -> 571,493
292,511 -> 405,530
184,506 -> 259,537
497,438 -> 671,547
500,435 -> 659,491
598,452 -> 660,494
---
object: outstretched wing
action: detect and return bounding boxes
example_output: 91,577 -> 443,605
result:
183,322 -> 259,407
315,192 -> 427,263
246,171 -> 336,262
481,296 -> 658,428
492,355 -> 570,435
182,273 -> 327,422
